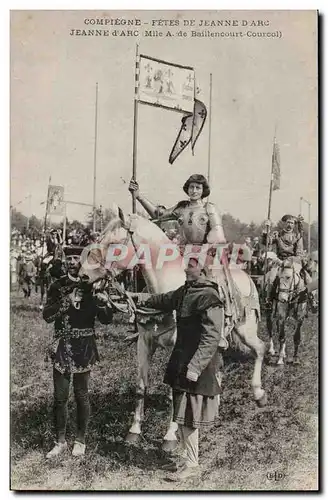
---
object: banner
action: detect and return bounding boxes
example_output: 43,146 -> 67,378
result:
271,137 -> 281,191
47,185 -> 65,216
168,112 -> 193,164
169,99 -> 207,164
191,99 -> 207,154
137,55 -> 195,113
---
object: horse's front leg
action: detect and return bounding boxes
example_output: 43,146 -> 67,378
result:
293,302 -> 306,364
39,279 -> 45,310
158,327 -> 178,452
277,307 -> 287,365
234,310 -> 267,407
162,386 -> 178,452
266,308 -> 275,356
126,329 -> 154,444
293,321 -> 302,364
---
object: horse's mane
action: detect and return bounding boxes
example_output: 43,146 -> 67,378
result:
129,215 -> 171,244
100,212 -> 170,246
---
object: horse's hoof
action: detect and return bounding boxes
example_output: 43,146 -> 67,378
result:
162,440 -> 178,453
125,432 -> 140,444
268,350 -> 275,357
293,357 -> 301,365
255,392 -> 267,407
277,359 -> 284,366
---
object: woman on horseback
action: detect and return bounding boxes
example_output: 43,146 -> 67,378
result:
128,174 -> 226,246
129,174 -> 242,322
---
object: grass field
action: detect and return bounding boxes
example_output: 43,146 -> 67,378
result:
10,289 -> 319,491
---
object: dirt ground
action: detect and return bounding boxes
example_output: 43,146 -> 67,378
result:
10,290 -> 319,491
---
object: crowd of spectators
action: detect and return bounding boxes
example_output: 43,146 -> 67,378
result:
10,226 -> 100,287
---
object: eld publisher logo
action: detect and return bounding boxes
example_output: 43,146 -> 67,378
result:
266,471 -> 286,481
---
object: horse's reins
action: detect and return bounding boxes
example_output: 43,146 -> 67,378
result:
276,265 -> 304,305
91,218 -> 164,318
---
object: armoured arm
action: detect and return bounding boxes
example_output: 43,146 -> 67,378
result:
262,231 -> 277,251
261,232 -> 268,246
187,305 -> 224,379
135,194 -> 159,219
206,204 -> 226,244
295,235 -> 304,256
129,179 -> 178,219
137,196 -> 178,220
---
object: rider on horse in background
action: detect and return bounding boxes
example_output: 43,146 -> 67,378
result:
262,214 -> 314,308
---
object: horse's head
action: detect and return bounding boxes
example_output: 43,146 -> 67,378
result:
79,206 -> 171,285
78,207 -> 125,283
277,258 -> 303,303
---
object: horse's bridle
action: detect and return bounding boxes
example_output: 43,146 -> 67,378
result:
276,265 -> 303,304
91,219 -> 163,317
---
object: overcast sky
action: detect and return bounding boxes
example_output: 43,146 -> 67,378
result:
10,10 -> 318,225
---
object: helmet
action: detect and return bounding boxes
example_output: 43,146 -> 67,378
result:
281,214 -> 295,223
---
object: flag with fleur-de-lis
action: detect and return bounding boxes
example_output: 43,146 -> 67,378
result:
169,99 -> 207,164
168,111 -> 193,164
137,55 -> 195,113
191,99 -> 207,155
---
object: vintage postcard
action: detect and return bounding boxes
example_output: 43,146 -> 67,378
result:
10,10 -> 318,491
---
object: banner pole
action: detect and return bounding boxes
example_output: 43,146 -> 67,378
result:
132,44 -> 140,215
63,202 -> 67,247
131,44 -> 140,315
26,194 -> 31,232
263,133 -> 276,284
92,82 -> 99,233
308,202 -> 311,253
207,73 -> 213,192
42,176 -> 51,257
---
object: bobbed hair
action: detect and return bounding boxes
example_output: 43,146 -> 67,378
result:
183,174 -> 210,198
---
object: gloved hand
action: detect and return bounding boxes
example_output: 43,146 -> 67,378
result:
128,179 -> 140,198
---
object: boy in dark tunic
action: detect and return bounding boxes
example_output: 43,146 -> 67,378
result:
43,251 -> 113,458
135,258 -> 225,481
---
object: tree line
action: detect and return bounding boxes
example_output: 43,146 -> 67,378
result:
10,207 -> 319,251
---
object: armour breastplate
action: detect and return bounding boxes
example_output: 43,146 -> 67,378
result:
174,204 -> 210,244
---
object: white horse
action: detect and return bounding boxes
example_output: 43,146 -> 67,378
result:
80,209 -> 267,450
